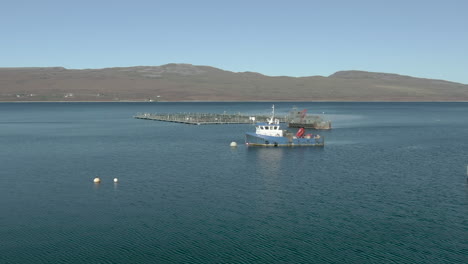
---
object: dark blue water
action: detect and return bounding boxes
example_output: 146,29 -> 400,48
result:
1,102 -> 467,263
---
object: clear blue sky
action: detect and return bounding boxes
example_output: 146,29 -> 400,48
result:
1,0 -> 467,84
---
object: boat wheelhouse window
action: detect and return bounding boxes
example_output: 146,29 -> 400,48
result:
265,126 -> 269,130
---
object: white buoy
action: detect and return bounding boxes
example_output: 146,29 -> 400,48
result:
230,141 -> 237,147
114,178 -> 118,183
93,177 -> 101,183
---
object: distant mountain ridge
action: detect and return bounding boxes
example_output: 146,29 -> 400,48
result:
330,70 -> 461,85
0,64 -> 467,101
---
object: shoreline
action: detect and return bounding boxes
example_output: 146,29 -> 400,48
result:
2,100 -> 468,103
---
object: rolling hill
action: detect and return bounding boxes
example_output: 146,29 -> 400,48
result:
1,64 -> 467,101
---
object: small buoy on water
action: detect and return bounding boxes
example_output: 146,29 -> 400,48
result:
114,178 -> 118,183
230,141 -> 237,147
93,177 -> 101,183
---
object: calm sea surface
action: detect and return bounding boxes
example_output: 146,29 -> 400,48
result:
0,102 -> 467,263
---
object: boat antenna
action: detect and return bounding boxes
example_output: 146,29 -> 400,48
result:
267,104 -> 275,124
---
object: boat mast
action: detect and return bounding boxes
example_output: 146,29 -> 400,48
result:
268,104 -> 275,124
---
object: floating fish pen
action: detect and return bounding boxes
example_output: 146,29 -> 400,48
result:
286,107 -> 332,130
134,112 -> 287,125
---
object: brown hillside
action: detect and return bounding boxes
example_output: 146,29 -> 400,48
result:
0,64 -> 467,101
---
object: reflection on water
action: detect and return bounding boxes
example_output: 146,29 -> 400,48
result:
248,147 -> 284,175
92,182 -> 101,191
246,147 -> 326,217
246,147 -> 285,216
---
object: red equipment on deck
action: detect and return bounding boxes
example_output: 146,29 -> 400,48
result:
296,127 -> 305,138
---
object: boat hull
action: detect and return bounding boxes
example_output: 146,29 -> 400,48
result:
245,132 -> 324,147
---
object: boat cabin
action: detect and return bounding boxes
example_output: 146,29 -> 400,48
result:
255,122 -> 284,137
254,104 -> 284,137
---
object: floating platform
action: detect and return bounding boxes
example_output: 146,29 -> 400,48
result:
288,120 -> 332,130
134,112 -> 286,125
286,107 -> 332,130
